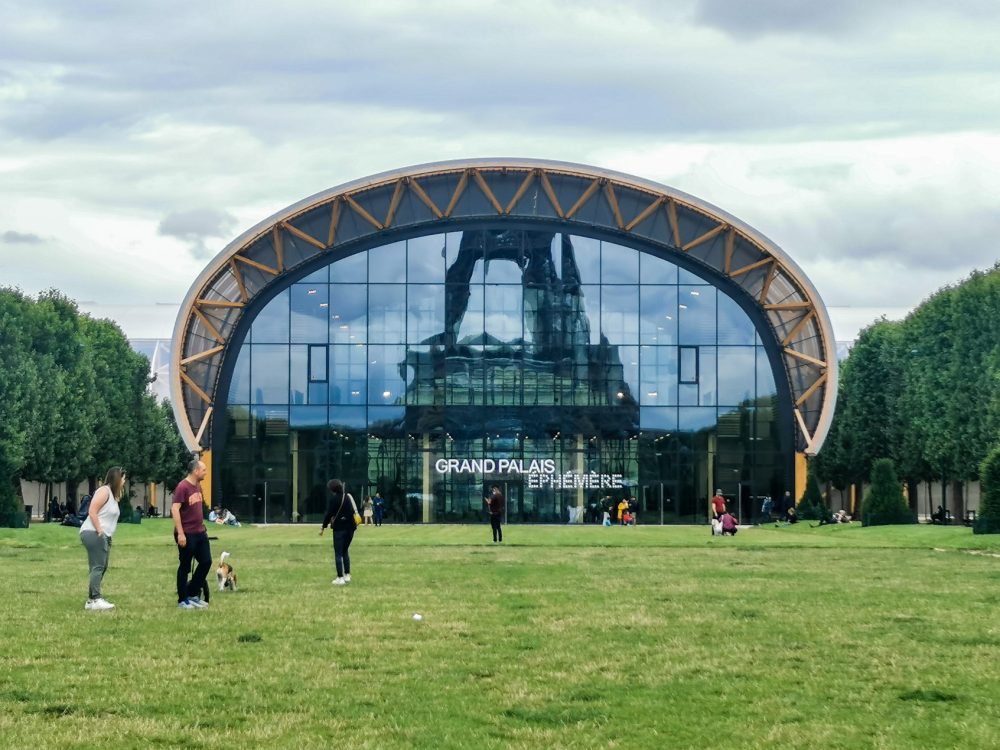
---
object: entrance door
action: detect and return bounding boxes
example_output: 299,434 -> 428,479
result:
640,481 -> 679,524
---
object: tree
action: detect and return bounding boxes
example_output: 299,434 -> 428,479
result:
797,466 -> 827,521
974,444 -> 1000,534
862,458 -> 914,527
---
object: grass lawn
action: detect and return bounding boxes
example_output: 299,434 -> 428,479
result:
2,520 -> 1000,749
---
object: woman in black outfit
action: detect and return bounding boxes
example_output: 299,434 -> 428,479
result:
319,479 -> 359,585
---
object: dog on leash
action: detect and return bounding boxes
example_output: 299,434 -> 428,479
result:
216,551 -> 238,592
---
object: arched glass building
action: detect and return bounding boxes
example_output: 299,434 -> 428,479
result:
172,160 -> 837,524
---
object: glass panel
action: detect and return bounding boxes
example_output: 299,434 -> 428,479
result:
717,346 -> 756,405
408,284 -> 446,344
640,406 -> 678,432
368,345 -> 406,405
756,347 -> 777,401
678,285 -> 716,345
577,285 -> 601,345
679,346 -> 698,383
699,346 -> 717,406
368,284 -> 406,344
250,344 -> 289,404
290,345 -> 308,405
309,345 -> 327,381
600,285 -> 638,344
331,251 -> 367,283
639,346 -> 678,405
290,284 -> 329,343
446,230 -> 484,284
290,405 -> 327,429
640,286 -> 677,346
300,267 -> 328,284
407,234 -> 446,283
228,344 -> 251,404
484,230 -> 523,284
329,345 -> 367,405
679,406 -> 716,432
640,252 -> 678,284
328,405 -> 367,430
566,235 -> 600,284
329,284 -> 367,344
451,283 -> 484,345
251,289 -> 289,344
679,267 -> 709,285
485,285 -> 523,343
717,293 -> 756,345
369,240 -> 407,282
601,242 -> 639,284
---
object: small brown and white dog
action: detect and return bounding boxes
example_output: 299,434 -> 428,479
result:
216,551 -> 237,592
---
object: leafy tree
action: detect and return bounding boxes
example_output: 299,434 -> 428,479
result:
862,458 -> 914,526
974,444 -> 1000,534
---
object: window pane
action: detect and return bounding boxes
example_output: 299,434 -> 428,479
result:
368,284 -> 406,343
330,284 -> 367,344
717,346 -> 756,405
446,230 -> 484,284
601,242 -> 639,284
600,285 -> 639,344
485,285 -> 523,343
290,284 -> 329,343
678,285 -> 716,345
408,284 -> 445,344
640,252 -> 678,284
484,230 -> 523,284
680,346 -> 698,383
331,251 -> 367,283
407,234 -> 446,283
640,286 -> 677,346
251,345 -> 289,404
640,346 -> 677,405
565,235 -> 600,284
330,345 -> 366,405
228,344 -> 251,404
717,293 -> 756,345
251,289 -> 289,344
368,345 -> 406,405
369,241 -> 407,282
309,345 -> 328,381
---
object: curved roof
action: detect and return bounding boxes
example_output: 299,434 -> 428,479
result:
172,158 -> 837,454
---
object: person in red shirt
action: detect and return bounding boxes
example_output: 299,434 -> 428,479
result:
711,490 -> 726,520
172,458 -> 212,609
721,510 -> 740,536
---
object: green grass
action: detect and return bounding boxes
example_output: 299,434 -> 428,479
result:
2,520 -> 1000,749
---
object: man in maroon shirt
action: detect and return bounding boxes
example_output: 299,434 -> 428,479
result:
172,458 -> 212,609
711,490 -> 726,520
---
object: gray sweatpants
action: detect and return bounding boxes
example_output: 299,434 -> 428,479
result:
80,530 -> 111,600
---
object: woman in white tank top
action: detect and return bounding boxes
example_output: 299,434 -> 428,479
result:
79,467 -> 125,611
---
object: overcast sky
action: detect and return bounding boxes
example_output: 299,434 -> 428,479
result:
2,0 -> 998,337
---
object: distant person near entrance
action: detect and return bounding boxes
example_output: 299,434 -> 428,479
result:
172,459 -> 211,610
486,485 -> 504,543
373,492 -> 385,526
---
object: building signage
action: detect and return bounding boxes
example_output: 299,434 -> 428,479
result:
434,458 -> 624,489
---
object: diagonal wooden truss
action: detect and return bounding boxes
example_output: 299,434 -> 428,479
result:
173,160 -> 836,455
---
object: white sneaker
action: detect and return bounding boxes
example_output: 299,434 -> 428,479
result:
332,577 -> 347,585
344,574 -> 351,583
87,598 -> 115,611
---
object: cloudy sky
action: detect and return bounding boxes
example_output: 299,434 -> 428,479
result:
2,0 -> 998,338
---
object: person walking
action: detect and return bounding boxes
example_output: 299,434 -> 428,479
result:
362,495 -> 374,525
172,458 -> 212,609
320,479 -> 359,585
373,492 -> 385,526
79,467 -> 125,611
485,485 -> 504,543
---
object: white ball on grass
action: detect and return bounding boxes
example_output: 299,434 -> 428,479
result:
412,613 -> 423,621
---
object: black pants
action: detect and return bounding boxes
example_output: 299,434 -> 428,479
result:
374,510 -> 383,526
490,514 -> 502,542
175,531 -> 212,602
333,527 -> 355,577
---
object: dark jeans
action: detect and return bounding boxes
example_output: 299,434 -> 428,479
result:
490,514 -> 502,542
175,531 -> 212,602
333,527 -> 355,577
374,509 -> 384,526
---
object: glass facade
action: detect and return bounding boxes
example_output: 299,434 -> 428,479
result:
218,229 -> 790,524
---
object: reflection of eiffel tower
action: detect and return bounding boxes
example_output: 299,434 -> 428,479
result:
401,231 -> 638,437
